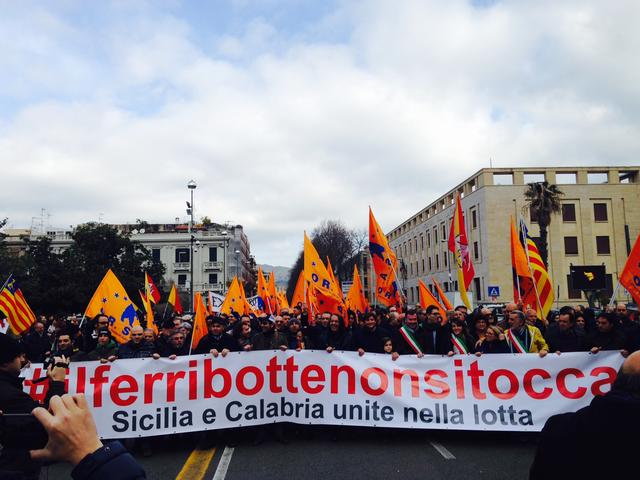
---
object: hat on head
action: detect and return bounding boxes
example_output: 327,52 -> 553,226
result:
97,328 -> 111,337
180,322 -> 193,330
209,316 -> 226,326
162,319 -> 175,330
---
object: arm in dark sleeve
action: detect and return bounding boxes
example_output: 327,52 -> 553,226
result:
71,441 -> 146,480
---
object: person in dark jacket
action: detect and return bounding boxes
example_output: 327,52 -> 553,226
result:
195,316 -> 240,356
86,329 -> 119,362
0,333 -> 67,479
352,312 -> 390,355
544,310 -> 586,353
23,321 -> 50,364
446,319 -> 476,355
155,319 -> 176,357
252,316 -> 287,351
320,315 -> 352,352
394,309 -> 426,356
117,325 -> 158,359
161,331 -> 190,359
530,350 -> 640,480
585,312 -> 627,355
421,305 -> 450,355
474,325 -> 510,354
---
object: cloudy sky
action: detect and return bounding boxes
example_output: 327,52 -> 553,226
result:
2,0 -> 638,266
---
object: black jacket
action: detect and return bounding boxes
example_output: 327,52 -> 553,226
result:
0,370 -> 65,476
530,389 -> 640,479
23,333 -> 51,364
194,333 -> 240,355
352,326 -> 391,353
117,340 -> 157,359
584,328 -> 626,351
545,325 -> 586,353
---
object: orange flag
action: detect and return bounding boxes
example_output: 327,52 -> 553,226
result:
619,234 -> 640,305
190,292 -> 208,354
431,276 -> 454,311
277,289 -> 290,310
369,207 -> 402,307
239,280 -> 256,315
304,232 -> 345,316
418,279 -> 446,320
511,216 -> 535,307
267,271 -> 279,314
257,266 -> 275,314
290,270 -> 305,308
306,280 -> 319,321
326,257 -> 342,299
220,277 -> 251,316
345,264 -> 368,319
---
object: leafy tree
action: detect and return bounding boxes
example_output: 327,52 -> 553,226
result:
201,216 -> 213,227
523,181 -> 563,268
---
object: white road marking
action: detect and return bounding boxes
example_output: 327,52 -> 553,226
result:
430,440 -> 456,460
212,446 -> 235,480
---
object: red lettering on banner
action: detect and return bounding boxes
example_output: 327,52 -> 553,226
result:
189,360 -> 198,400
237,366 -> 264,395
488,369 -> 519,400
467,361 -> 486,400
590,366 -> 617,396
330,365 -> 356,394
90,365 -> 111,407
143,372 -> 164,404
556,368 -> 586,399
301,365 -> 325,394
110,375 -> 138,406
204,358 -> 231,398
523,368 -> 552,400
393,369 -> 420,397
284,357 -> 299,394
361,367 -> 388,396
424,369 -> 450,399
76,366 -> 86,394
266,356 -> 283,393
454,359 -> 465,399
166,371 -> 186,402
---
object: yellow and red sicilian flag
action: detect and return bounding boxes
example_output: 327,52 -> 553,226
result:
190,292 -> 208,353
167,284 -> 184,315
257,266 -> 276,314
0,274 -> 36,335
369,207 -> 402,307
85,269 -> 140,344
144,272 -> 161,304
290,270 -> 305,308
345,264 -> 368,318
431,276 -> 454,311
267,271 -> 280,314
511,216 -> 535,307
220,276 -> 251,316
620,233 -> 640,305
447,193 -> 475,309
418,279 -> 447,320
304,232 -> 346,316
139,290 -> 158,335
518,218 -> 554,318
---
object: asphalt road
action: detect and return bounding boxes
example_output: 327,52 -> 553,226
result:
44,426 -> 538,479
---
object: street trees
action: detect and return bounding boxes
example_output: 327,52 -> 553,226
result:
523,181 -> 563,268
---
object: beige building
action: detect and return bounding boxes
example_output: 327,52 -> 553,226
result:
388,166 -> 640,309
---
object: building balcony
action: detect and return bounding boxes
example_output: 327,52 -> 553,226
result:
200,283 -> 224,292
203,261 -> 223,271
173,262 -> 190,271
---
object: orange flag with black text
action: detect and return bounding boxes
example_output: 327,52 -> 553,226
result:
345,264 -> 368,317
304,232 -> 345,316
619,233 -> 640,305
369,207 -> 402,307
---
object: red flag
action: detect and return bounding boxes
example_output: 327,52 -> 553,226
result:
167,284 -> 184,315
145,273 -> 161,303
620,234 -> 640,305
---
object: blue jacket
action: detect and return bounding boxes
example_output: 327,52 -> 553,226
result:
72,441 -> 146,480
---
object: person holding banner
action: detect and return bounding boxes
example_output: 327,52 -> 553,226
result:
194,316 -> 239,356
446,319 -> 476,356
505,310 -> 548,356
422,305 -> 450,355
394,309 -> 426,357
353,312 -> 391,355
161,331 -> 190,359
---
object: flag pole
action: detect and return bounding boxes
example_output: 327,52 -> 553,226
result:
608,273 -> 622,308
0,274 -> 12,296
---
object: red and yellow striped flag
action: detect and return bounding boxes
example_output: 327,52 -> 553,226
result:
448,193 -> 475,309
0,274 -> 36,335
520,218 -> 554,319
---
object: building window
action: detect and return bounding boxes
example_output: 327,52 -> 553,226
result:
593,203 -> 608,222
435,254 -> 439,270
444,251 -> 448,267
473,241 -> 479,260
178,274 -> 187,286
414,238 -> 418,252
152,248 -> 161,262
587,172 -> 608,184
556,172 -> 577,184
427,232 -> 431,248
428,257 -> 432,271
567,275 -> 582,299
523,173 -> 545,183
562,204 -> 576,222
209,247 -> 218,261
420,234 -> 424,250
473,278 -> 482,301
493,173 -> 513,185
421,259 -> 425,273
208,273 -> 218,284
471,209 -> 477,229
442,224 -> 446,239
175,248 -> 190,263
564,236 -> 579,255
596,236 -> 611,255
434,229 -> 438,243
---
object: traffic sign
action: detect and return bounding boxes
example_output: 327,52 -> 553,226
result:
487,285 -> 500,298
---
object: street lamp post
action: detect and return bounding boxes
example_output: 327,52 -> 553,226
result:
234,249 -> 241,280
187,180 -> 197,311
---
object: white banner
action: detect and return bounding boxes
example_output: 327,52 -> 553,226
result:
22,351 -> 623,439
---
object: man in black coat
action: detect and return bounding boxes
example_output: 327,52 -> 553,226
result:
352,312 -> 390,355
116,325 -> 158,359
422,305 -> 450,355
23,321 -> 51,364
530,350 -> 640,479
0,333 -> 66,478
585,312 -> 627,354
544,310 -> 586,353
195,316 -> 240,356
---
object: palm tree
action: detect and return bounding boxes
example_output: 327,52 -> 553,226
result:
523,181 -> 563,268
